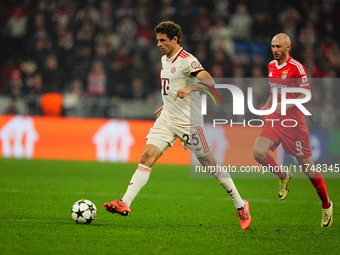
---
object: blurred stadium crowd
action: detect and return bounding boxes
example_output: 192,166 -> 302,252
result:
0,0 -> 339,129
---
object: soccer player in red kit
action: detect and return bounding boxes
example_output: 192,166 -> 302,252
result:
253,33 -> 333,227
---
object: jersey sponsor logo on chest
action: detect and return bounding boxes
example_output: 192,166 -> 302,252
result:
269,81 -> 287,90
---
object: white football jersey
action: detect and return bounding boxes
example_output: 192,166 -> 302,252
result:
160,48 -> 204,126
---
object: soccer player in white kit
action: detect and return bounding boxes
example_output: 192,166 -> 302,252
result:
104,21 -> 251,230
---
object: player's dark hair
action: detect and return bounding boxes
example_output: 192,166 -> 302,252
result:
154,21 -> 182,44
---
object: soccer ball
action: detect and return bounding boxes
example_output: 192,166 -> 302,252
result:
71,199 -> 97,224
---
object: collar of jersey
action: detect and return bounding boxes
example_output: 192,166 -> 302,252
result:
167,47 -> 183,63
275,55 -> 292,69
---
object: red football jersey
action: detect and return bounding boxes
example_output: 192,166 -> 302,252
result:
267,56 -> 310,128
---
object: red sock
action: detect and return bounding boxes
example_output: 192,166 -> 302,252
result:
309,172 -> 330,209
263,154 -> 286,179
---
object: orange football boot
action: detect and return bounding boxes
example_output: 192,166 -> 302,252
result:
237,199 -> 251,230
104,200 -> 131,216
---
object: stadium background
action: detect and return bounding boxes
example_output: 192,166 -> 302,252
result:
0,0 -> 339,165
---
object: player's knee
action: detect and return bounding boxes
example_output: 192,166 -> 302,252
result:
139,146 -> 161,167
253,146 -> 266,163
198,156 -> 213,166
140,150 -> 152,166
197,152 -> 217,167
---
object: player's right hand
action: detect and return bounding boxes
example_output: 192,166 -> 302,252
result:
174,87 -> 190,101
154,105 -> 164,118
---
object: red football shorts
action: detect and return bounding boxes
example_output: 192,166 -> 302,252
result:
258,122 -> 312,158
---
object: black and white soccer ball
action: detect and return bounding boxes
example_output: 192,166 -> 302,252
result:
71,199 -> 97,224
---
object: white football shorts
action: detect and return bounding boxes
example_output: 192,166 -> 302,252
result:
146,115 -> 211,158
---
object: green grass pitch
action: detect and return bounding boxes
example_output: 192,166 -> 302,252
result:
0,158 -> 339,255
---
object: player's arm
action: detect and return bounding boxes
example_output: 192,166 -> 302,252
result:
261,95 -> 272,110
275,64 -> 312,114
275,66 -> 312,114
259,95 -> 272,119
174,70 -> 215,101
275,89 -> 311,114
194,70 -> 215,89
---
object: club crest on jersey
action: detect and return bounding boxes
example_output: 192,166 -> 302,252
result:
171,67 -> 176,73
282,70 -> 288,79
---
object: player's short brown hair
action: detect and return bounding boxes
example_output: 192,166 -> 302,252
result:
154,21 -> 182,44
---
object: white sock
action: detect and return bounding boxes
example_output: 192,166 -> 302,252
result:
121,164 -> 151,206
210,167 -> 245,209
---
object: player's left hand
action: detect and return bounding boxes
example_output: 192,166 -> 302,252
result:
174,87 -> 190,101
154,105 -> 164,118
